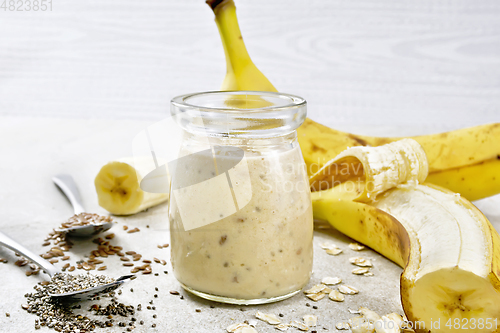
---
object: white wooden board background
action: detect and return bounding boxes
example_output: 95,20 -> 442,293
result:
0,0 -> 499,135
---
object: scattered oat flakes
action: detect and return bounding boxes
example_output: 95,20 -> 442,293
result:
247,319 -> 258,327
303,315 -> 317,327
227,323 -> 246,332
290,320 -> 309,331
338,284 -> 359,295
335,322 -> 350,330
320,243 -> 338,250
227,323 -> 257,333
321,277 -> 342,285
377,315 -> 402,333
352,267 -> 370,275
359,307 -> 381,323
349,243 -> 365,251
325,248 -> 343,256
350,321 -> 374,333
364,272 -> 374,277
275,323 -> 290,331
349,257 -> 372,267
303,284 -> 326,294
305,293 -> 325,302
237,326 -> 258,333
385,313 -> 404,329
322,286 -> 333,294
256,311 -> 281,325
348,316 -> 365,328
328,290 -> 345,302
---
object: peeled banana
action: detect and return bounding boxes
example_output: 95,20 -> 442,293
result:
94,158 -> 169,215
311,140 -> 500,333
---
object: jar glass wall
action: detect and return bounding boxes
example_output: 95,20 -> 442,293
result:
169,91 -> 313,305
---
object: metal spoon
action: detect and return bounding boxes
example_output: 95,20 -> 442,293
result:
0,230 -> 133,301
53,174 -> 113,237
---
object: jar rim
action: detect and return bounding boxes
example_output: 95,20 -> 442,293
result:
170,91 -> 307,138
171,90 -> 306,113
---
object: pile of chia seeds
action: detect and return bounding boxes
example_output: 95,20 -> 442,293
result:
22,273 -> 138,332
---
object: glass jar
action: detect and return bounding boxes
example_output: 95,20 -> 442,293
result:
168,91 -> 313,305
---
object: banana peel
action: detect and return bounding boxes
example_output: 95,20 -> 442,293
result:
311,139 -> 500,333
426,157 -> 500,201
299,118 -> 500,174
300,118 -> 500,201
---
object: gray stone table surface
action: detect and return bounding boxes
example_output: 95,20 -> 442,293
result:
0,115 -> 499,332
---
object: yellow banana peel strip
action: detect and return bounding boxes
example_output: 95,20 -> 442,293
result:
310,138 -> 428,202
300,119 -> 500,201
299,118 -> 500,174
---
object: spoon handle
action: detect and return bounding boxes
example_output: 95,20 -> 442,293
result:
0,231 -> 60,277
53,174 -> 86,215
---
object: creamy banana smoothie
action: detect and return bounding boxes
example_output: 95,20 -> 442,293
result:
169,90 -> 312,303
169,143 -> 313,302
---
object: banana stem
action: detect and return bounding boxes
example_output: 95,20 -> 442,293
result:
210,0 -> 252,77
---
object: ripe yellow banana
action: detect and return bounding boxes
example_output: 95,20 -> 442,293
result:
94,158 -> 169,215
312,140 -> 500,333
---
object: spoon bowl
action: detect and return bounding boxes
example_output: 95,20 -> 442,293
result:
53,174 -> 114,237
0,230 -> 132,301
55,222 -> 114,238
48,274 -> 134,301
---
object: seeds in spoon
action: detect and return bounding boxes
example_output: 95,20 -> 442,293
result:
61,213 -> 112,229
46,272 -> 116,295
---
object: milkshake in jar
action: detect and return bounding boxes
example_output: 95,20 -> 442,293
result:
169,91 -> 313,304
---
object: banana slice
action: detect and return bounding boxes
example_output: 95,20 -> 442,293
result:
94,158 -> 168,215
